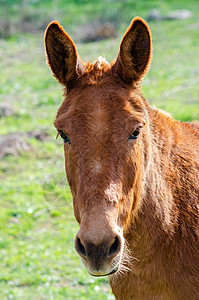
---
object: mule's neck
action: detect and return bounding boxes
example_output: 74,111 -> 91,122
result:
132,103 -> 198,239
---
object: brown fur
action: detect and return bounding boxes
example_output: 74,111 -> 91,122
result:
45,17 -> 199,299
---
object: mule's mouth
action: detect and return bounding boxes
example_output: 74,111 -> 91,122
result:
88,265 -> 119,277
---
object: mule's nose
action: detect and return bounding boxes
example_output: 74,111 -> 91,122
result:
75,233 -> 122,272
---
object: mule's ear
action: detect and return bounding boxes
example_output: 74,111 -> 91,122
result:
44,21 -> 84,87
113,17 -> 152,84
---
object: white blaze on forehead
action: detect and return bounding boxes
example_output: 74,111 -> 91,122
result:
95,164 -> 101,171
90,158 -> 102,174
93,161 -> 101,172
105,182 -> 120,203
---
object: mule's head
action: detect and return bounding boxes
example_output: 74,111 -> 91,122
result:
45,17 -> 152,276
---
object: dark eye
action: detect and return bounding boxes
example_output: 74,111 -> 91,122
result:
58,130 -> 71,144
128,129 -> 140,140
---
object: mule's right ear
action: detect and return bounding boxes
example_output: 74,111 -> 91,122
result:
44,21 -> 84,87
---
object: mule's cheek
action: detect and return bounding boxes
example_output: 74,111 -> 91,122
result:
117,197 -> 133,229
73,197 -> 81,224
63,152 -> 81,223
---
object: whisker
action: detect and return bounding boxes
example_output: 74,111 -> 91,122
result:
116,241 -> 139,275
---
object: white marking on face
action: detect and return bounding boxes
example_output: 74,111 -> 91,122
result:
95,164 -> 101,171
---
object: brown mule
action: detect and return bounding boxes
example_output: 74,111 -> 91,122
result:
45,17 -> 199,299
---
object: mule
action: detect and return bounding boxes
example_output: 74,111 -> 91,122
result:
45,17 -> 199,299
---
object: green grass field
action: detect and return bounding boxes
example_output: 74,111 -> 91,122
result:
0,0 -> 199,299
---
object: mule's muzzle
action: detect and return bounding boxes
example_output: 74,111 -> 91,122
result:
89,265 -> 119,277
75,234 -> 122,276
75,235 -> 121,259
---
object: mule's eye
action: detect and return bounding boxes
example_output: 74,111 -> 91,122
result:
128,128 -> 140,140
58,130 -> 71,144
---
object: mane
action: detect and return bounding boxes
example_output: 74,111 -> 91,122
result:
77,56 -> 113,85
94,56 -> 109,69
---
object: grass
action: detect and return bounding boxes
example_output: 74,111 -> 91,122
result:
0,0 -> 199,299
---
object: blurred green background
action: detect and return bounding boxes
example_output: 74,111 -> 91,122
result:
0,0 -> 199,299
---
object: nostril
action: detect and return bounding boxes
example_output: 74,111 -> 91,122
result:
109,236 -> 121,257
75,237 -> 86,257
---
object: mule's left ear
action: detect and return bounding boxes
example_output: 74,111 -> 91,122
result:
113,17 -> 152,84
44,21 -> 84,88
